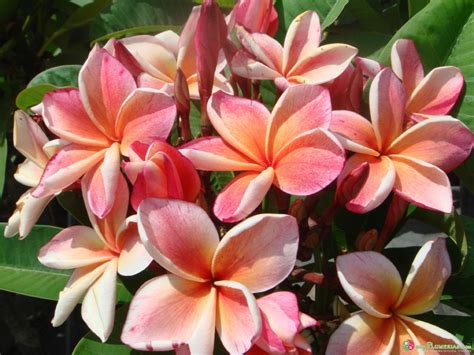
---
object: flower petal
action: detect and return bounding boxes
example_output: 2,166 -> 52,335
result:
14,159 -> 43,187
117,219 -> 153,276
338,154 -> 396,213
386,116 -> 473,172
215,280 -> 262,354
121,274 -> 216,352
390,155 -> 452,213
336,251 -> 403,317
370,68 -> 406,151
390,39 -> 424,96
212,214 -> 298,292
231,50 -> 282,80
138,198 -> 219,282
13,110 -> 49,166
326,312 -> 396,355
394,238 -> 451,315
207,91 -> 270,164
213,168 -> 274,223
266,84 -> 332,158
115,88 -> 176,155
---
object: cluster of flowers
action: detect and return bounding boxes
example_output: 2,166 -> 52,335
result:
5,0 -> 474,353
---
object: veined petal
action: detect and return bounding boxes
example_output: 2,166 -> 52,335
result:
370,68 -> 406,151
212,214 -> 298,292
180,137 -> 263,172
121,274 -> 216,352
326,312 -> 396,355
213,168 -> 274,223
231,50 -> 282,80
337,252 -> 402,317
215,280 -> 262,354
208,91 -> 270,165
390,155 -> 452,213
390,39 -> 424,96
266,84 -> 332,159
407,67 -> 464,117
42,88 -> 110,147
82,258 -> 118,342
13,110 -> 49,167
138,198 -> 219,282
394,238 -> 451,315
386,116 -> 473,172
337,154 -> 396,213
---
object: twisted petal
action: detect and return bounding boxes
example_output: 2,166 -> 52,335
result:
13,110 -> 49,166
212,214 -> 298,293
391,39 -> 424,96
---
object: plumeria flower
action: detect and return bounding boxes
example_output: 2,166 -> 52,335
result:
330,68 -> 473,214
228,0 -> 279,37
38,174 -> 152,342
231,11 -> 357,92
247,291 -> 317,354
122,141 -> 201,210
121,198 -> 299,354
391,39 -> 464,123
5,111 -> 65,238
180,84 -> 345,222
31,45 -> 176,218
111,6 -> 233,100
326,238 -> 469,354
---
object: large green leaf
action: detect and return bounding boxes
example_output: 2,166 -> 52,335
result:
408,0 -> 430,17
455,152 -> 474,194
28,65 -> 81,88
15,84 -> 57,110
378,0 -> 474,130
347,0 -> 393,34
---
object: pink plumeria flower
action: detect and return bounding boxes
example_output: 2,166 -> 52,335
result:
231,11 -> 357,91
122,141 -> 201,210
326,238 -> 469,354
228,0 -> 279,37
111,6 -> 233,100
121,198 -> 299,353
31,45 -> 176,218
247,291 -> 317,354
330,68 -> 473,214
391,39 -> 464,123
5,111 -> 65,238
180,85 -> 345,222
38,174 -> 152,342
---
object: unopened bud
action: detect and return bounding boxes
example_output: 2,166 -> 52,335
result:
355,229 -> 378,251
337,162 -> 369,207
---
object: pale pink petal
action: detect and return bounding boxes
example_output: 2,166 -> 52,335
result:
326,312 -> 396,354
370,68 -> 406,150
390,39 -> 424,96
287,44 -> 357,85
232,0 -> 274,34
207,91 -> 270,164
266,84 -> 332,158
121,274 -> 216,352
273,129 -> 345,195
213,168 -> 274,223
82,258 -> 118,342
105,39 -> 143,78
337,251 -> 402,317
51,263 -> 109,327
186,73 -> 234,100
137,73 -> 174,93
14,160 -> 43,187
390,155 -> 452,213
330,110 -> 379,155
79,46 -> 136,139
394,238 -> 451,315
212,214 -> 298,292
386,116 -> 473,172
338,154 -> 396,213
231,50 -> 282,80
82,143 -> 121,218
31,145 -> 106,198
138,198 -> 219,281
283,11 -> 321,73
154,30 -> 180,55
215,280 -> 262,354
407,67 -> 464,116
13,110 -> 49,166
117,219 -> 153,276
180,137 -> 263,171
116,88 -> 176,155
355,56 -> 383,79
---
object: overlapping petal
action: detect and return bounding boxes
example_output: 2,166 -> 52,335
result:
391,39 -> 424,96
13,110 -> 49,167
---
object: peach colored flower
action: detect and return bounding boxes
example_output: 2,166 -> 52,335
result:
121,198 -> 299,354
38,175 -> 152,342
31,45 -> 176,218
327,238 -> 468,354
231,11 -> 357,91
330,68 -> 473,213
180,84 -> 345,222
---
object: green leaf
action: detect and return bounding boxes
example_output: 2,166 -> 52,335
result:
455,152 -> 474,194
0,137 -> 7,199
193,0 -> 235,8
56,190 -> 91,226
414,313 -> 473,344
15,84 -> 57,110
28,65 -> 81,88
408,0 -> 430,17
378,0 -> 474,130
347,0 -> 393,34
210,171 -> 234,194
